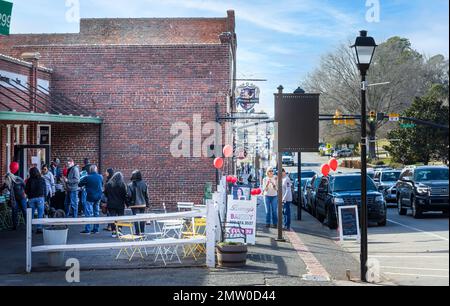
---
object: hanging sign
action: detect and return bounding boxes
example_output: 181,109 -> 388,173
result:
235,83 -> 260,112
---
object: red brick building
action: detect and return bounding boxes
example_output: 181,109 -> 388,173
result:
0,11 -> 237,209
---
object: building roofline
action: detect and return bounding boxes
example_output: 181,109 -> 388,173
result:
0,53 -> 53,73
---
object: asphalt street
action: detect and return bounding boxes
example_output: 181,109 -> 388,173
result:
293,153 -> 449,286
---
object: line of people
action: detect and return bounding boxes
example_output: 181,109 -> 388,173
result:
2,158 -> 150,237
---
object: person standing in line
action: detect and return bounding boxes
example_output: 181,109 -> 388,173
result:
262,167 -> 278,228
50,158 -> 62,184
63,158 -> 80,218
104,172 -> 128,238
102,168 -> 115,232
79,165 -> 103,235
1,164 -> 27,231
41,164 -> 55,204
281,169 -> 293,231
25,167 -> 47,234
127,170 -> 150,235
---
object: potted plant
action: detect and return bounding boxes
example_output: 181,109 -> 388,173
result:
43,209 -> 68,267
216,241 -> 248,268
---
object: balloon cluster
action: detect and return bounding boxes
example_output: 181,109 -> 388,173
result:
251,188 -> 262,196
321,158 -> 339,176
213,145 -> 234,169
226,175 -> 238,184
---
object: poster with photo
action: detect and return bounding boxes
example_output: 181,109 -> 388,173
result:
232,186 -> 251,201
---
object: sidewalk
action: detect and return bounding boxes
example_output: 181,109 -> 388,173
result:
0,205 -> 373,286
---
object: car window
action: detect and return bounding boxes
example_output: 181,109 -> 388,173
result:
382,171 -> 401,182
330,176 -> 377,192
301,171 -> 316,179
400,170 -> 411,180
414,169 -> 449,181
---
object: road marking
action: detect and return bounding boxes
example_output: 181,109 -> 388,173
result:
370,255 -> 449,259
381,266 -> 449,272
285,230 -> 331,281
383,272 -> 449,279
387,219 -> 449,242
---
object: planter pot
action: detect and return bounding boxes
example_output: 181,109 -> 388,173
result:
43,228 -> 68,267
216,244 -> 248,268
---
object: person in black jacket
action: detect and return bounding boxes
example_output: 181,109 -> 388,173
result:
104,172 -> 128,238
1,171 -> 27,230
127,170 -> 150,235
25,167 -> 47,234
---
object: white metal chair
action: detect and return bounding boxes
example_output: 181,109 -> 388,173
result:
154,221 -> 184,265
177,202 -> 194,211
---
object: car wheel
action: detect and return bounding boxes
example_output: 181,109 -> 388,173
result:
398,196 -> 407,216
378,218 -> 387,226
317,209 -> 325,223
326,208 -> 337,230
411,197 -> 423,219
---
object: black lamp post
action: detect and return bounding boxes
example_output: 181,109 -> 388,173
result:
351,30 -> 377,283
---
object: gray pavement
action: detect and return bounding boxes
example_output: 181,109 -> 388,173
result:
0,197 -> 365,286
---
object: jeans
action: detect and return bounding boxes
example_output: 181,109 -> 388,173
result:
29,197 -> 45,230
108,208 -> 125,232
81,189 -> 87,215
283,202 -> 292,229
265,196 -> 278,226
84,200 -> 100,232
65,190 -> 79,218
12,198 -> 28,228
131,207 -> 146,235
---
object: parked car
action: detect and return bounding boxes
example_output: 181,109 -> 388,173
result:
282,154 -> 295,166
396,166 -> 449,218
374,169 -> 402,204
306,174 -> 323,216
315,173 -> 387,229
290,170 -> 317,205
332,149 -> 353,158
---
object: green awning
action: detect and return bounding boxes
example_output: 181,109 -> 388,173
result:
0,111 -> 103,124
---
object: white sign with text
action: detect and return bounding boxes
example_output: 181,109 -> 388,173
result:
225,195 -> 257,245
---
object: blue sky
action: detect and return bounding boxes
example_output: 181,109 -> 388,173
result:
6,0 -> 450,115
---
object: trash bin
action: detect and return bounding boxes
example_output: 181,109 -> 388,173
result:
43,228 -> 68,267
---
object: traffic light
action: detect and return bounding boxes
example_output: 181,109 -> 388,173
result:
369,111 -> 376,122
333,110 -> 342,125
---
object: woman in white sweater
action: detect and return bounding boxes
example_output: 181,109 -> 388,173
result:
262,167 -> 278,228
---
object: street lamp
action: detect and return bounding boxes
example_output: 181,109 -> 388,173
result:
351,30 -> 377,283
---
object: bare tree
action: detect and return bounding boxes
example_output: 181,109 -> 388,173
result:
304,37 -> 447,159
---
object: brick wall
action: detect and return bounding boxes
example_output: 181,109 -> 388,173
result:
0,13 -> 236,209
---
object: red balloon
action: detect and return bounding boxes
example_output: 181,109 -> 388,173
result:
9,162 -> 19,174
321,164 -> 331,177
223,145 -> 234,158
226,175 -> 233,183
256,188 -> 262,195
329,158 -> 338,171
231,177 -> 238,184
251,189 -> 257,196
214,157 -> 224,169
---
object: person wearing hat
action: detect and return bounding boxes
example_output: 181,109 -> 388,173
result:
1,163 -> 27,230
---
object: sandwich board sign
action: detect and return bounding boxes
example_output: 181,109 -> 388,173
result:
225,195 -> 257,245
0,0 -> 12,36
338,205 -> 361,242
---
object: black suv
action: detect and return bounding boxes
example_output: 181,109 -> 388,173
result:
315,173 -> 387,229
396,166 -> 449,218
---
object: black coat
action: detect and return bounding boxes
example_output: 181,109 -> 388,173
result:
127,180 -> 149,207
25,177 -> 47,199
104,181 -> 128,210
